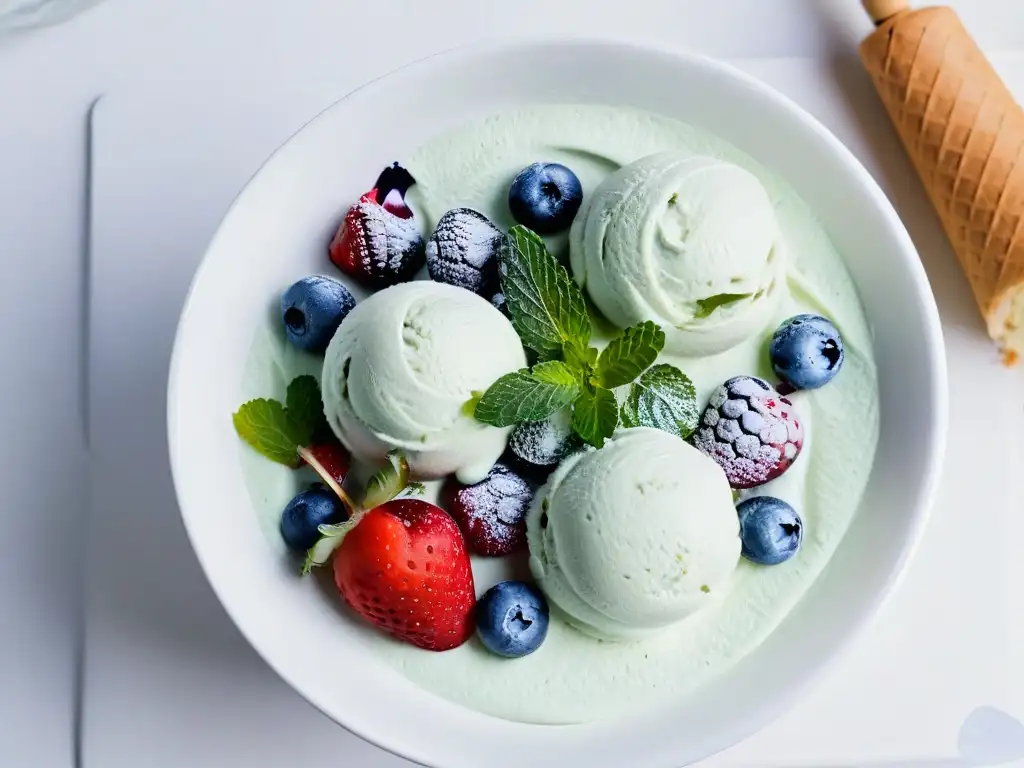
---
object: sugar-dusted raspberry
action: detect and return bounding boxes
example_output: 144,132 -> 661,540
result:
443,463 -> 534,557
692,376 -> 804,489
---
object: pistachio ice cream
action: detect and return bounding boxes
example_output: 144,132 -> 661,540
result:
528,428 -> 740,641
320,281 -> 526,483
570,153 -> 784,356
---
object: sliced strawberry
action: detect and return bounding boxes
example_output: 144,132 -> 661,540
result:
329,163 -> 425,290
333,499 -> 476,651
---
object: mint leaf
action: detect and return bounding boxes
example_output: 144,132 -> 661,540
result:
234,376 -> 332,467
563,339 -> 598,378
499,226 -> 591,360
362,449 -> 410,510
286,375 -> 328,444
620,364 -> 699,439
595,321 -> 666,388
530,360 -> 581,388
572,387 -> 618,448
233,399 -> 305,467
694,293 -> 752,319
475,363 -> 581,428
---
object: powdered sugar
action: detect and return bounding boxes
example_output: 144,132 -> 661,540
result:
740,410 -> 764,433
734,433 -> 761,459
729,376 -> 770,399
716,419 -> 743,442
721,397 -> 747,419
360,200 -> 425,271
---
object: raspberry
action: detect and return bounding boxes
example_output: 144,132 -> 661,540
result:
443,463 -> 533,557
692,376 -> 803,489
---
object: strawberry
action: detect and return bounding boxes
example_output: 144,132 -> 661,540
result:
333,498 -> 476,651
329,163 -> 426,290
235,382 -> 476,651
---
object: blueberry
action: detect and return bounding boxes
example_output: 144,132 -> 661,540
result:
769,314 -> 844,390
736,496 -> 802,565
476,580 -> 549,658
280,486 -> 346,552
280,275 -> 356,353
508,163 -> 583,234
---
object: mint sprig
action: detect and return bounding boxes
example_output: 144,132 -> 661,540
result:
499,225 -> 591,360
233,374 -> 326,467
285,375 -> 330,443
475,227 -> 695,448
620,364 -> 699,439
563,339 -> 598,374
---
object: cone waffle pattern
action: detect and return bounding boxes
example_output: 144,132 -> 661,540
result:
860,7 -> 1024,362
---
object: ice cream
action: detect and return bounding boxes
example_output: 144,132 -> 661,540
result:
570,153 -> 785,357
321,281 -> 526,484
526,427 -> 741,641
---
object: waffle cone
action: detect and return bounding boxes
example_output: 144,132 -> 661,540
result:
860,6 -> 1024,364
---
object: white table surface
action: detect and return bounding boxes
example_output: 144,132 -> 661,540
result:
2,2 -> 1024,767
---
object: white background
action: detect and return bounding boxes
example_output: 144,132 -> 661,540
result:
3,2 -> 1024,767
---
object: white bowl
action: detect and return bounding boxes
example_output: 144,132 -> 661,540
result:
168,39 -> 947,768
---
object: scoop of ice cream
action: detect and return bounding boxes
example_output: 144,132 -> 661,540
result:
321,281 -> 527,484
569,153 -> 785,356
526,427 -> 740,641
